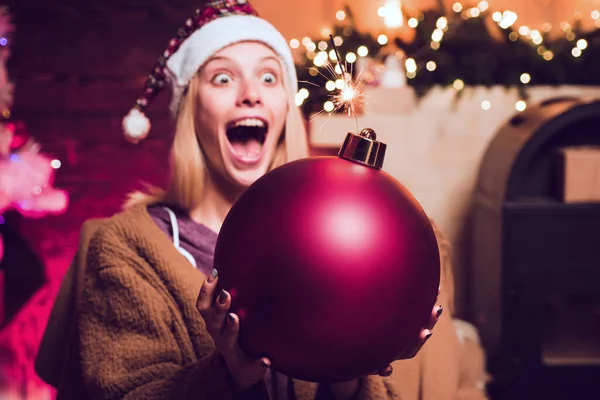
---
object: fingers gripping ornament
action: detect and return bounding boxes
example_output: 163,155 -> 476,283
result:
214,38 -> 440,384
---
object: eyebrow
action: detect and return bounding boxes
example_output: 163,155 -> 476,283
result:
260,56 -> 279,63
204,56 -> 230,64
204,55 -> 280,66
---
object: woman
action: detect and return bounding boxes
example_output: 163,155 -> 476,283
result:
35,1 -> 488,399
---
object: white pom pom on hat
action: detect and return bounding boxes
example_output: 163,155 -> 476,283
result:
122,108 -> 151,143
122,0 -> 298,143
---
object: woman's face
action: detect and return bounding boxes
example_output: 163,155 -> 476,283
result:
195,41 -> 288,188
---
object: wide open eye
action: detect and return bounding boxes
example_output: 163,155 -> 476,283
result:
260,72 -> 277,85
213,73 -> 232,85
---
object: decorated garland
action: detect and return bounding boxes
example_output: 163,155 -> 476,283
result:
294,3 -> 600,115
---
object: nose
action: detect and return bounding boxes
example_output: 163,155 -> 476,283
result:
237,79 -> 262,107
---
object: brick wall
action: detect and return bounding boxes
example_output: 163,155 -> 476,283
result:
6,0 -> 204,257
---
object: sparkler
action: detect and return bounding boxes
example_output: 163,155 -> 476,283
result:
328,35 -> 364,125
305,35 -> 365,134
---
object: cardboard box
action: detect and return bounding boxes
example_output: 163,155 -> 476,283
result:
559,146 -> 600,203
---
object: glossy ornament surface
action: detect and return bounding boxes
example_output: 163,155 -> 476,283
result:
214,129 -> 440,383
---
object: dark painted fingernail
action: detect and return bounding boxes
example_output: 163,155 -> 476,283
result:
208,268 -> 218,283
425,330 -> 433,341
218,290 -> 228,305
261,359 -> 270,368
436,305 -> 444,319
228,313 -> 235,324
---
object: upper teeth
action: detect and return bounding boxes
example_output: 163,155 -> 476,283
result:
232,118 -> 265,128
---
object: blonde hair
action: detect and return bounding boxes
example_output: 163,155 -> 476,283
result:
124,58 -> 309,211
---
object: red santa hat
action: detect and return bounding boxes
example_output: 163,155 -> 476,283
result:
122,0 -> 297,143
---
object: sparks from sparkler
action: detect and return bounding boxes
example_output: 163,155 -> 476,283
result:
303,35 -> 365,133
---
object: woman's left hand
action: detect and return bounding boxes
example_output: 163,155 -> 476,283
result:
328,302 -> 444,399
374,301 -> 443,376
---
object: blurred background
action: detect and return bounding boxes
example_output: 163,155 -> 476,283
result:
1,0 -> 599,399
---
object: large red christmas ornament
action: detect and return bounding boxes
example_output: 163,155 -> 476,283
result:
214,128 -> 440,383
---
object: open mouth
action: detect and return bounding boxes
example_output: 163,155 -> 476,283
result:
226,118 -> 268,161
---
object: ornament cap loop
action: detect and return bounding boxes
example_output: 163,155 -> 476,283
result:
338,128 -> 387,169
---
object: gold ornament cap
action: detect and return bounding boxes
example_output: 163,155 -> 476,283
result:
338,128 -> 387,169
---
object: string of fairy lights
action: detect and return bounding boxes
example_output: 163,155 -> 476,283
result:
290,1 -> 600,115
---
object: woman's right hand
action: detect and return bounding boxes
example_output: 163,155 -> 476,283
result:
196,268 -> 271,392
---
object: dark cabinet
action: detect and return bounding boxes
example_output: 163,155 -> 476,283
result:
470,97 -> 600,399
